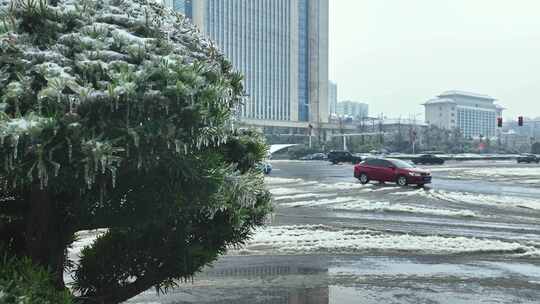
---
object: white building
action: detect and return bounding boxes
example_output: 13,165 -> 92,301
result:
423,90 -> 504,139
501,130 -> 531,151
336,100 -> 369,119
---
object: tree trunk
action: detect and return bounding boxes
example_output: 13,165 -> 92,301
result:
25,185 -> 67,290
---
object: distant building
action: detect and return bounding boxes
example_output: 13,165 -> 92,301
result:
504,118 -> 540,141
164,0 -> 329,126
423,90 -> 504,139
336,100 -> 369,119
501,130 -> 532,152
328,81 -> 337,115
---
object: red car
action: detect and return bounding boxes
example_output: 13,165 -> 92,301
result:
354,158 -> 432,186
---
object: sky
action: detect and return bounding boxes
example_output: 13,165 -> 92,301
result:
329,0 -> 540,120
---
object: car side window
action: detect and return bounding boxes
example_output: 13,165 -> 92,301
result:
364,159 -> 377,166
380,160 -> 393,168
368,159 -> 384,167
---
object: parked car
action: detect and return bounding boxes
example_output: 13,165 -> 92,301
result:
300,153 -> 327,161
328,150 -> 362,164
256,162 -> 272,174
517,154 -> 540,164
354,158 -> 432,186
412,154 -> 445,165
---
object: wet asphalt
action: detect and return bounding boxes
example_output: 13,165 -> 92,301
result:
128,160 -> 540,304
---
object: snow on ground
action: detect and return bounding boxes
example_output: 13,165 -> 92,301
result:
265,177 -> 305,185
425,190 -> 540,210
331,200 -> 478,218
69,229 -> 108,260
268,187 -> 305,196
312,182 -> 374,191
448,167 -> 540,180
279,196 -> 357,208
273,193 -> 334,202
238,225 -> 531,256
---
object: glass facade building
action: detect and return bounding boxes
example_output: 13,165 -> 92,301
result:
165,0 -> 191,15
164,0 -> 329,124
328,81 -> 337,115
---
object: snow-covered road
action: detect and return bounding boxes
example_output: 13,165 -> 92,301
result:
123,159 -> 540,303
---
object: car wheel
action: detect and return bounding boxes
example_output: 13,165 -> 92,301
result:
358,173 -> 369,184
396,175 -> 408,187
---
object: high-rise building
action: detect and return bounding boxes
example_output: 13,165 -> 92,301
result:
336,100 -> 369,119
165,0 -> 329,125
164,0 -> 192,15
423,90 -> 504,139
328,81 -> 337,115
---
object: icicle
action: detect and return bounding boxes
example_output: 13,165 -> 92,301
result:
137,155 -> 142,169
69,96 -> 74,114
84,163 -> 91,189
12,135 -> 19,159
38,160 -> 48,190
67,138 -> 73,163
111,167 -> 117,188
175,140 -> 181,153
184,144 -> 188,155
52,162 -> 61,177
100,156 -> 106,174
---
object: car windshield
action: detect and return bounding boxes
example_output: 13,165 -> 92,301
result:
390,159 -> 415,168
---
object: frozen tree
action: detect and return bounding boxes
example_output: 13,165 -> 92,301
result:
0,0 -> 271,302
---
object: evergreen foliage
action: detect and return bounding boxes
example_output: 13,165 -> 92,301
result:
0,255 -> 74,304
0,0 -> 271,302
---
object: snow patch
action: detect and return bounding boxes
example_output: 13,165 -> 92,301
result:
265,177 -> 304,185
280,196 -> 357,208
240,225 -> 530,256
332,200 -> 478,218
313,182 -> 373,191
269,187 -> 305,196
69,229 -> 108,259
449,167 -> 540,179
273,192 -> 334,202
426,190 -> 540,210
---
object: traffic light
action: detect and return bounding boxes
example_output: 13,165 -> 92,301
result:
518,116 -> 524,126
497,117 -> 503,128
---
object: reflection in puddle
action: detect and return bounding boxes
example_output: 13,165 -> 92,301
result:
127,256 -> 540,304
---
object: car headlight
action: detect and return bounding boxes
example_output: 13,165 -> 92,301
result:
408,172 -> 422,177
